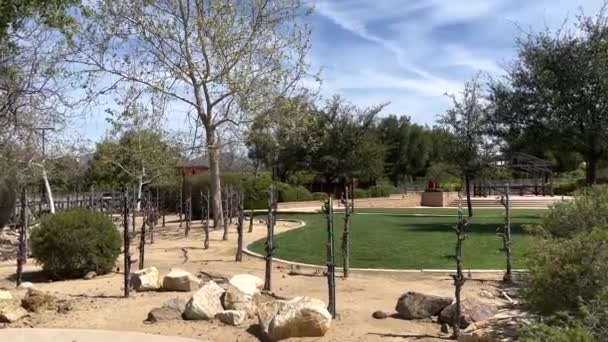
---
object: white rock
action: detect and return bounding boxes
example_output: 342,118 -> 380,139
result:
183,281 -> 225,320
229,274 -> 263,296
162,269 -> 200,292
17,282 -> 34,290
0,300 -> 28,323
215,310 -> 246,326
258,296 -> 332,340
130,267 -> 161,292
223,283 -> 260,317
0,290 -> 12,300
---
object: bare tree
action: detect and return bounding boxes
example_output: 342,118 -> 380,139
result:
70,0 -> 313,229
235,187 -> 244,262
263,185 -> 275,291
451,195 -> 469,338
122,189 -> 131,297
201,189 -> 210,249
340,184 -> 353,279
1,23 -> 72,218
498,183 -> 513,282
324,196 -> 337,318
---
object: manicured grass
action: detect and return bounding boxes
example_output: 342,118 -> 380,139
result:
249,208 -> 543,269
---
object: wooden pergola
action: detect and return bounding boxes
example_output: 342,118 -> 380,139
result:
474,152 -> 555,197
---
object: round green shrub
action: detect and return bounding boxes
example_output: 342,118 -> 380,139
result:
312,192 -> 328,201
523,229 -> 608,315
277,184 -> 313,202
368,184 -> 398,197
0,176 -> 16,228
541,185 -> 608,238
353,188 -> 369,199
31,208 -> 122,279
520,323 -> 595,342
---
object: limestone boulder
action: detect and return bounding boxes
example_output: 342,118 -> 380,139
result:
257,296 -> 332,341
17,282 -> 34,290
0,290 -> 12,300
162,297 -> 187,314
215,310 -> 246,326
183,281 -> 225,320
0,300 -> 28,323
458,329 -> 495,342
229,274 -> 263,295
223,274 -> 263,316
395,291 -> 453,319
21,289 -> 55,313
162,269 -> 200,292
439,299 -> 498,329
130,267 -> 161,292
146,307 -> 183,323
83,271 -> 97,280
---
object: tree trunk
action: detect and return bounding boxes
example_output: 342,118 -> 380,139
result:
236,190 -> 244,262
136,173 -> 144,211
502,184 -> 512,283
325,197 -> 337,318
586,154 -> 599,185
41,167 -> 55,214
264,186 -> 274,291
122,191 -> 131,297
222,208 -> 229,241
16,187 -> 28,286
451,197 -> 468,338
465,174 -> 473,217
138,207 -> 147,270
341,186 -> 352,279
248,209 -> 254,233
207,129 -> 224,228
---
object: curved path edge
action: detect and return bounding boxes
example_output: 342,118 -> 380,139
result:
0,328 -> 205,342
243,219 -> 527,274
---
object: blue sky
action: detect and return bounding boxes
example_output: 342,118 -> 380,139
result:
72,0 -> 604,144
309,0 -> 604,124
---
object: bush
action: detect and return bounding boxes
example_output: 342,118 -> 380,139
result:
368,183 -> 398,197
520,323 -> 595,342
312,192 -> 328,201
441,182 -> 462,192
523,229 -> 608,315
277,183 -> 313,202
0,176 -> 16,228
540,185 -> 608,238
553,182 -> 579,196
353,188 -> 369,199
31,208 -> 121,279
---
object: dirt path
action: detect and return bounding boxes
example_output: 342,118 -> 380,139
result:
0,215 -> 513,341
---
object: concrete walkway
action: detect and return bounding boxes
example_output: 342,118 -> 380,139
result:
0,329 -> 205,342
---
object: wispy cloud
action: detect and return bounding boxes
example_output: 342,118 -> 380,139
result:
309,0 -> 605,121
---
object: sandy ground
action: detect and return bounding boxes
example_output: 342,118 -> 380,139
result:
0,215 -> 516,341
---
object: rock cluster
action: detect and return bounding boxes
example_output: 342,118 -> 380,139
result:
0,287 -> 59,324
391,291 -> 497,330
143,272 -> 333,340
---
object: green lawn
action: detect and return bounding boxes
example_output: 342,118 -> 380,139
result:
249,208 -> 543,269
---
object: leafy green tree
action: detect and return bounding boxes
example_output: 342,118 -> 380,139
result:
376,115 -> 432,186
87,131 -> 179,206
0,0 -> 80,42
311,96 -> 386,188
247,95 -> 318,181
489,9 -> 608,184
439,75 -> 491,216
